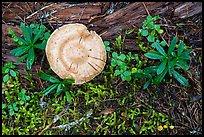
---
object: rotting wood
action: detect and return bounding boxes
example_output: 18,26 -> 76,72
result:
2,2 -> 202,52
91,2 -> 202,39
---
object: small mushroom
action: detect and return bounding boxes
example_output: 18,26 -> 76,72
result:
46,23 -> 106,84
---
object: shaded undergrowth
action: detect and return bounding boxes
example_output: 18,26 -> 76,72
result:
2,7 -> 202,135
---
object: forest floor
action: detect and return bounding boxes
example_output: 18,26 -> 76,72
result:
2,2 -> 202,135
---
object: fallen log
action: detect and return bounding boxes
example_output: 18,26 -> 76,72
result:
91,2 -> 202,39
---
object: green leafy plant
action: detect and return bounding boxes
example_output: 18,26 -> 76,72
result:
9,23 -> 50,70
2,62 -> 19,83
140,15 -> 167,47
111,52 -> 132,81
2,104 -> 7,115
144,36 -> 191,87
114,35 -> 123,48
8,103 -> 18,116
104,41 -> 111,52
18,88 -> 31,105
139,109 -> 169,134
38,71 -> 74,103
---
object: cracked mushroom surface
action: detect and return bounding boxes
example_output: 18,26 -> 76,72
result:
46,23 -> 106,84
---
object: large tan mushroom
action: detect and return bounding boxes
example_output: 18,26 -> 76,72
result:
46,23 -> 106,84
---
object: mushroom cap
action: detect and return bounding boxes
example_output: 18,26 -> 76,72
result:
46,23 -> 106,84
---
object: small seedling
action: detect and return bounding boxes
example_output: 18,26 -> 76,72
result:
9,23 -> 50,70
140,15 -> 167,47
38,71 -> 74,103
111,52 -> 132,81
2,62 -> 19,83
18,88 -> 31,105
104,41 -> 111,52
8,103 -> 18,116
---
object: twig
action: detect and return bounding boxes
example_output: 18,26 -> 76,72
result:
99,31 -> 108,37
3,5 -> 24,23
49,110 -> 93,130
26,3 -> 56,19
142,2 -> 150,16
78,7 -> 86,22
38,104 -> 70,135
26,2 -> 33,13
40,3 -> 98,20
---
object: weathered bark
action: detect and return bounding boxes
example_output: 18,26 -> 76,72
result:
2,2 -> 202,50
91,2 -> 202,39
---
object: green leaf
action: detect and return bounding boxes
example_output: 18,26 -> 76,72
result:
147,15 -> 153,21
65,91 -> 72,103
9,110 -> 14,116
179,49 -> 191,60
153,15 -> 159,21
26,96 -> 30,100
17,36 -> 28,45
33,40 -> 46,49
17,54 -> 28,64
141,29 -> 148,36
168,36 -> 177,55
13,104 -> 18,111
153,67 -> 168,84
33,26 -> 46,44
54,84 -> 63,97
56,84 -> 62,93
10,70 -> 17,77
20,100 -> 24,105
30,24 -> 35,28
147,35 -> 155,42
117,60 -> 123,66
106,47 -> 111,52
26,47 -> 35,70
120,65 -> 127,70
151,43 -> 156,48
173,70 -> 189,87
3,74 -> 10,83
144,66 -> 158,73
124,71 -> 131,76
38,71 -> 60,83
13,36 -> 18,42
112,52 -> 118,58
144,52 -> 164,60
168,58 -> 177,77
121,75 -> 126,81
177,59 -> 190,70
126,75 -> 131,81
115,70 -> 121,76
160,41 -> 167,46
10,46 -> 30,57
43,84 -> 58,96
8,29 -> 15,35
2,67 -> 9,74
119,54 -> 126,61
154,42 -> 166,56
157,59 -> 167,75
154,25 -> 160,31
111,59 -> 117,67
143,79 -> 152,89
147,22 -> 154,29
20,23 -> 32,44
63,78 -> 74,84
104,41 -> 110,46
21,89 -> 26,94
43,32 -> 50,40
177,40 -> 184,56
2,104 -> 6,109
18,92 -> 23,98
